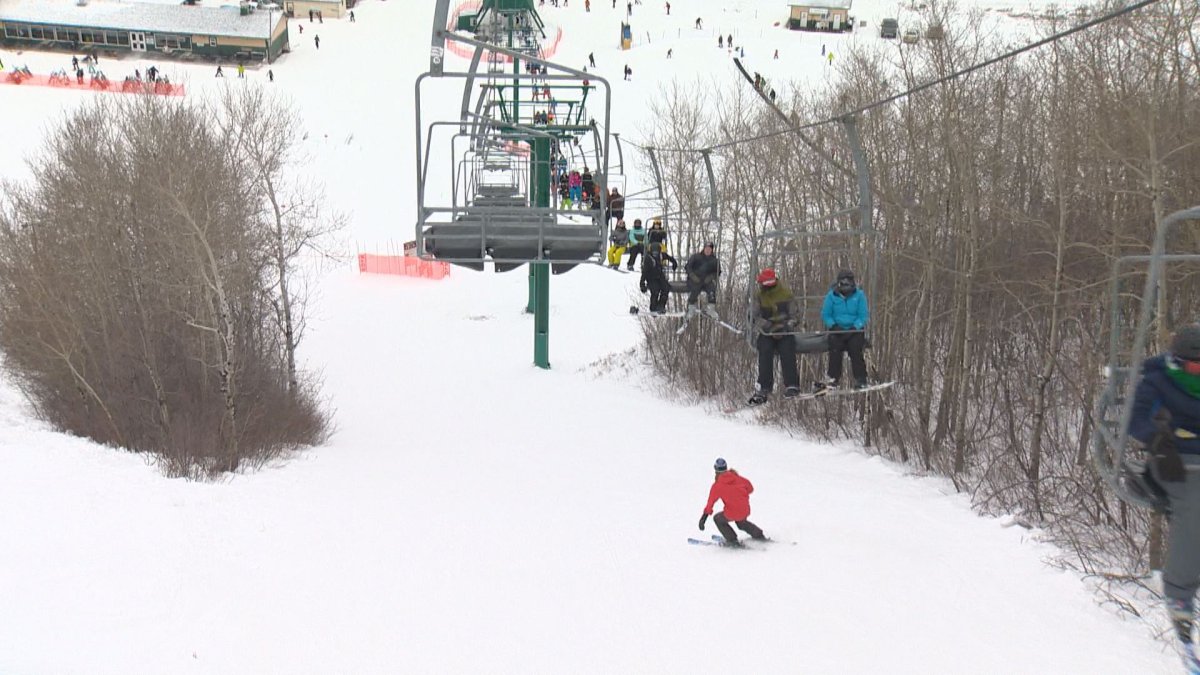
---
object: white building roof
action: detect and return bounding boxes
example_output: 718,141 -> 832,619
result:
788,0 -> 852,9
0,0 -> 278,39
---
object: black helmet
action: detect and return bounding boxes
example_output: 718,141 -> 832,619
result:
836,269 -> 855,283
1172,324 -> 1200,361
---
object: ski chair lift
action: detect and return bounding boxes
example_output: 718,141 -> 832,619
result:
1092,205 -> 1200,512
417,10 -> 614,274
745,218 -> 879,356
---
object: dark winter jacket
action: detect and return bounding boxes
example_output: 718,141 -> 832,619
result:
822,285 -> 868,330
581,171 -> 595,196
648,226 -> 667,246
703,470 -> 754,521
1129,355 -> 1200,455
608,191 -> 625,219
685,252 -> 721,284
641,251 -> 677,284
756,282 -> 795,330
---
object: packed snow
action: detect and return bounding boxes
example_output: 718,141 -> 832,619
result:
0,0 -> 1179,672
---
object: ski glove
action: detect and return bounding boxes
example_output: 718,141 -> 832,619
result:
1151,428 -> 1187,483
698,513 -> 708,531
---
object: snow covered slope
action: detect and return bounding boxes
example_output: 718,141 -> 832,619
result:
0,1 -> 1176,672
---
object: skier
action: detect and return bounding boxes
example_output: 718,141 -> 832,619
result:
748,268 -> 801,405
695,17 -> 702,29
1127,323 -> 1200,670
623,64 -> 632,81
667,48 -> 673,59
819,270 -> 869,391
774,49 -> 779,59
684,241 -> 721,318
314,35 -> 321,49
607,187 -> 625,225
568,169 -> 583,204
639,243 -> 677,313
647,218 -> 667,253
665,1 -> 670,14
350,10 -> 356,22
237,63 -> 245,78
727,34 -> 733,48
580,167 -> 595,202
606,220 -> 629,268
215,65 -> 224,77
698,458 -> 766,547
147,65 -> 158,82
626,219 -> 646,270
268,69 -> 275,82
585,0 -> 590,10
718,35 -> 724,48
589,52 -> 596,68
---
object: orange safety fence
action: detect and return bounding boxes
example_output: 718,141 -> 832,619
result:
2,71 -> 185,96
358,253 -> 451,280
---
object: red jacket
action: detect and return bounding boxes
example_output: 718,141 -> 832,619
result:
703,470 -> 753,521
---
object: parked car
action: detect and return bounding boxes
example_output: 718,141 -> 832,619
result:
880,17 -> 899,38
902,28 -> 920,44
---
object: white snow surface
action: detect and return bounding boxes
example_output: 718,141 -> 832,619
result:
0,0 -> 1178,672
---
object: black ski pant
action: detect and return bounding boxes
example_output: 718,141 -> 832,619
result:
647,278 -> 670,312
626,243 -> 644,269
757,333 -> 799,393
714,512 -> 765,544
827,329 -> 867,384
687,277 -> 717,306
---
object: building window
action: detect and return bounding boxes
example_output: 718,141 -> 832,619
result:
80,30 -> 94,43
116,31 -> 129,46
30,26 -> 45,40
208,36 -> 217,47
105,30 -> 119,45
56,27 -> 77,42
5,23 -> 30,39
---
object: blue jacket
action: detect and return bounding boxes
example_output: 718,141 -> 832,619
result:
1128,355 -> 1200,455
821,286 -> 868,330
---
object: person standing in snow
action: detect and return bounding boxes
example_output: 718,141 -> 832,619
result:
684,241 -> 720,317
314,35 -> 321,50
639,242 -> 677,314
820,269 -> 869,391
698,458 -> 766,547
748,268 -> 801,405
589,52 -> 596,68
623,64 -> 632,80
1127,323 -> 1200,669
695,17 -> 702,29
665,1 -> 670,14
215,65 -> 224,77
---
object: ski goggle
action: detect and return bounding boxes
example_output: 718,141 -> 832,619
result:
1179,356 -> 1200,376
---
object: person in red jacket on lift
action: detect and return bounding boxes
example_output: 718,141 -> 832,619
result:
699,458 -> 767,547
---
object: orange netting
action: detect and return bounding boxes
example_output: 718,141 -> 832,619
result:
1,71 -> 185,96
358,254 -> 451,280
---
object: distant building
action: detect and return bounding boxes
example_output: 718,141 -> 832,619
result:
787,0 -> 854,33
0,0 -> 290,62
284,0 -> 347,20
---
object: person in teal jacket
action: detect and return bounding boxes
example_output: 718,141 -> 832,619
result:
626,219 -> 646,270
820,269 -> 869,390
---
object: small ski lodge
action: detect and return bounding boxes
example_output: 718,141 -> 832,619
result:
786,0 -> 854,32
0,0 -> 290,62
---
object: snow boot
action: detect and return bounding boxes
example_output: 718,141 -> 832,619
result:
1170,598 -> 1195,644
685,304 -> 698,319
854,378 -> 869,390
813,378 -> 836,395
783,386 -> 801,399
703,305 -> 719,320
747,391 -> 768,406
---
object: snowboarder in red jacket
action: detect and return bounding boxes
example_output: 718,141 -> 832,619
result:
699,458 -> 767,546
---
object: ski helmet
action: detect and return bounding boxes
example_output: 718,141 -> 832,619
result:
1172,324 -> 1200,362
704,241 -> 716,250
756,268 -> 778,287
714,457 -> 728,473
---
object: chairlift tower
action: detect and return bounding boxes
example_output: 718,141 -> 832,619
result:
418,0 -> 614,368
